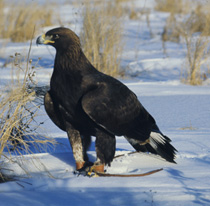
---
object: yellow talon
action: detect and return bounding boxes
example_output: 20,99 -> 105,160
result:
87,171 -> 92,176
86,166 -> 100,177
92,173 -> 99,177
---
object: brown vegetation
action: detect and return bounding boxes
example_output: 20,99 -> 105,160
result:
0,40 -> 55,181
80,1 -> 124,76
157,0 -> 210,85
155,0 -> 190,14
0,0 -> 55,42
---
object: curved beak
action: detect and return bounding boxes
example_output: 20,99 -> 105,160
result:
36,34 -> 55,45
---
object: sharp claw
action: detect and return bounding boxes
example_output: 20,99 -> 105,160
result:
87,172 -> 99,177
73,170 -> 87,177
73,168 -> 98,177
73,161 -> 94,177
73,162 -> 105,177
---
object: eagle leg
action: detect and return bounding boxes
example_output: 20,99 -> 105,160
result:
94,130 -> 116,172
66,124 -> 86,170
74,130 -> 115,175
81,135 -> 91,162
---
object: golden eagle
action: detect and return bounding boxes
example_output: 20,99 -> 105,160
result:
36,27 -> 177,173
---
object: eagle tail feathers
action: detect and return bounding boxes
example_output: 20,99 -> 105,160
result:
125,131 -> 177,163
148,131 -> 177,163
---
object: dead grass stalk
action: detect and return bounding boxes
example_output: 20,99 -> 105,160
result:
0,35 -> 55,182
0,1 -> 55,42
181,33 -> 210,85
155,0 -> 190,14
159,1 -> 210,84
80,1 -> 124,77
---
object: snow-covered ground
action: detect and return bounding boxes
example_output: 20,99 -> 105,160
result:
1,1 -> 210,205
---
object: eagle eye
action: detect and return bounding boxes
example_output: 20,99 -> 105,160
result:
54,34 -> 59,39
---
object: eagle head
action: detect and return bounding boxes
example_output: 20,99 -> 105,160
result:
36,27 -> 81,51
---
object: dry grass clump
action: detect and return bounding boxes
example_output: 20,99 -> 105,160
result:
180,33 -> 210,85
0,1 -> 55,42
158,1 -> 210,85
177,4 -> 210,85
161,3 -> 210,37
162,13 -> 180,43
115,0 -> 129,3
80,1 -> 124,77
185,5 -> 210,36
155,0 -> 190,14
0,41 -> 55,181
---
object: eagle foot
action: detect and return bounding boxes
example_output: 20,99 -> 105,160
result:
74,163 -> 105,177
86,164 -> 105,177
74,161 -> 94,177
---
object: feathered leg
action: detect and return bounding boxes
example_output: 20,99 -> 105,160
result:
66,123 -> 85,170
92,130 -> 116,173
45,92 -> 92,171
81,135 -> 91,162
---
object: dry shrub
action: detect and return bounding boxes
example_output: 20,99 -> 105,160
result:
159,1 -> 210,84
180,33 -> 210,85
161,13 -> 180,55
161,2 -> 210,36
177,4 -> 210,85
80,1 -> 124,76
162,13 -> 180,43
129,9 -> 139,20
155,0 -> 190,14
186,5 -> 210,36
161,3 -> 210,42
115,0 -> 129,3
0,40 -> 55,181
0,1 -> 55,42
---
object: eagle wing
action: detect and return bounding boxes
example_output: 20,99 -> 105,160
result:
81,77 -> 153,138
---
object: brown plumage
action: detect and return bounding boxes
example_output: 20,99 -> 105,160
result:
36,27 -> 177,173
